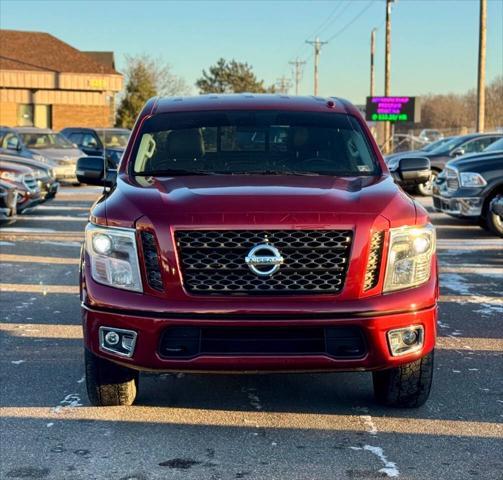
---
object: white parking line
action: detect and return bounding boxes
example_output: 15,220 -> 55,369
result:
16,215 -> 88,222
440,266 -> 503,275
35,205 -> 89,211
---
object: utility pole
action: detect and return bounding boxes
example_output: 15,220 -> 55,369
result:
306,37 -> 328,95
370,28 -> 377,97
275,76 -> 292,95
477,0 -> 487,132
289,58 -> 306,95
383,0 -> 393,153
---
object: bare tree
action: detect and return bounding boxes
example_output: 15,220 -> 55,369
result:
116,54 -> 190,128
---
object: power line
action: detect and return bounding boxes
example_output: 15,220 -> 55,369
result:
325,0 -> 374,43
304,0 -> 350,40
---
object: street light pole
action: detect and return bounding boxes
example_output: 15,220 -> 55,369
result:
477,0 -> 487,132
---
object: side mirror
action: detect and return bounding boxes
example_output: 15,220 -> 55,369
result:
452,147 -> 465,157
76,156 -> 116,187
396,157 -> 431,184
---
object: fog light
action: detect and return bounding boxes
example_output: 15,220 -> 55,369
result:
104,331 -> 120,346
99,327 -> 137,358
402,330 -> 418,345
387,326 -> 424,356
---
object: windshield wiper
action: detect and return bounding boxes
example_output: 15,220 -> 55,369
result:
133,169 -> 217,176
228,170 -> 322,176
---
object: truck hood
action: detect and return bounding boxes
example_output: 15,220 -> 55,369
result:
447,152 -> 503,172
99,174 -> 418,229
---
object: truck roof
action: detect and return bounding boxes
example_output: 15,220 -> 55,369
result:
152,94 -> 358,116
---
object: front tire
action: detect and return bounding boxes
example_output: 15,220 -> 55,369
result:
416,171 -> 437,196
486,207 -> 503,238
85,349 -> 139,406
373,350 -> 434,408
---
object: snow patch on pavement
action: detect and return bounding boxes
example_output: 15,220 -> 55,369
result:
242,387 -> 262,410
350,445 -> 399,477
474,303 -> 503,317
52,393 -> 83,413
360,415 -> 378,435
440,273 -> 472,295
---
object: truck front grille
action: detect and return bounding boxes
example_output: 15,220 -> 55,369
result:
159,325 -> 366,359
175,229 -> 352,295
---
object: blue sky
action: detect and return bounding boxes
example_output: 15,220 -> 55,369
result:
1,0 -> 502,104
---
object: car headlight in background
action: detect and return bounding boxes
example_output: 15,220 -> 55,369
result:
459,172 -> 487,188
0,171 -> 24,182
383,224 -> 436,292
31,153 -> 48,163
85,224 -> 143,292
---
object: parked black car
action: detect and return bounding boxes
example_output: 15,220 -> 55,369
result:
432,151 -> 503,237
60,127 -> 130,168
387,133 -> 502,195
0,180 -> 18,223
0,153 -> 59,201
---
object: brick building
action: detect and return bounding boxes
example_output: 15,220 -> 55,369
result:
0,30 -> 123,130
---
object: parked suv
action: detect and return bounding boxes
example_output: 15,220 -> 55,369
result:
433,151 -> 503,236
60,127 -> 130,168
78,95 -> 438,408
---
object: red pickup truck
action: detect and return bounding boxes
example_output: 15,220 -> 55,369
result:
78,95 -> 437,408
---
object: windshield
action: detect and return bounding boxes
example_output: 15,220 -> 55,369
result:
421,137 -> 456,152
132,111 -> 380,177
484,137 -> 503,152
21,132 -> 74,149
428,136 -> 465,155
97,130 -> 130,148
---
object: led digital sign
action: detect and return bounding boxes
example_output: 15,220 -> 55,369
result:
365,96 -> 420,123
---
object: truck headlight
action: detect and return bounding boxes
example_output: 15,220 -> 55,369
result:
85,224 -> 143,292
460,172 -> 487,188
383,224 -> 435,292
0,171 -> 24,182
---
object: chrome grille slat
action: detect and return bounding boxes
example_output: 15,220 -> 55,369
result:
446,168 -> 459,191
141,231 -> 164,291
23,173 -> 37,191
176,230 -> 352,295
363,231 -> 384,291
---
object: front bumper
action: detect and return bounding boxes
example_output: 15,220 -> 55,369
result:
83,304 -> 437,373
17,190 -> 42,212
433,193 -> 483,217
39,179 -> 59,200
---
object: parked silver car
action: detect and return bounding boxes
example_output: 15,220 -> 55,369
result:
0,126 -> 86,182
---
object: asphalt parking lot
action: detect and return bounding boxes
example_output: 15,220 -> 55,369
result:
0,186 -> 502,480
